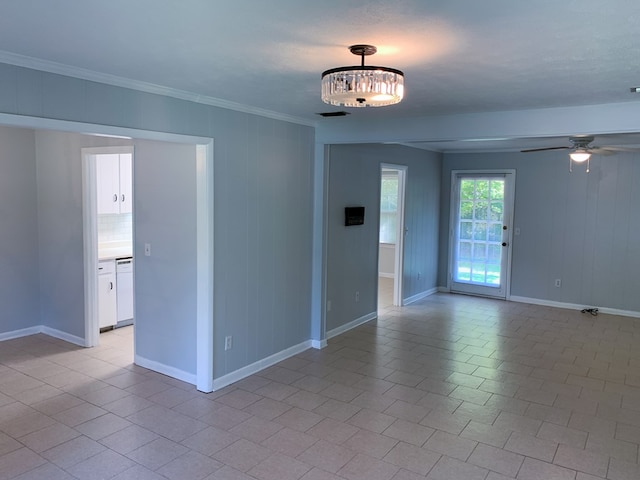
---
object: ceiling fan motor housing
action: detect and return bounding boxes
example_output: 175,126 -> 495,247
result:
570,136 -> 594,149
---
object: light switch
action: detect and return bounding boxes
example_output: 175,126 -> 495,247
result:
144,243 -> 151,256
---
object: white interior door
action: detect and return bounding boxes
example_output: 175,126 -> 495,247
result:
449,171 -> 515,299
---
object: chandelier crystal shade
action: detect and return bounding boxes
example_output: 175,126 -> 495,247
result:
321,45 -> 404,107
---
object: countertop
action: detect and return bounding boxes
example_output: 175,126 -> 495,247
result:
98,242 -> 133,261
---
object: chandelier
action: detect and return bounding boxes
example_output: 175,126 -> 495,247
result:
321,44 -> 404,107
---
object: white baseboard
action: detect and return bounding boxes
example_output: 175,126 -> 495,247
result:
135,354 -> 197,386
326,312 -> 377,340
438,286 -> 450,293
0,325 -> 85,346
212,339 -> 313,392
40,326 -> 86,347
509,296 -> 640,319
403,287 -> 439,306
311,339 -> 327,349
0,326 -> 41,342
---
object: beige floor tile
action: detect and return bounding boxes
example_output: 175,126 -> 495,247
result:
419,410 -> 469,435
517,456 -> 577,480
383,442 -> 439,476
348,408 -> 396,433
424,429 -> 477,461
248,452 -> 311,480
585,434 -> 638,463
306,417 -> 359,443
460,420 -> 512,448
426,455 -> 488,480
126,437 -> 189,470
99,424 -> 159,455
51,402 -> 107,427
244,397 -> 292,420
157,450 -> 223,480
338,453 -> 399,480
313,398 -> 360,421
383,418 -> 434,446
553,444 -> 608,477
11,462 -> 76,480
297,439 -> 356,473
66,449 -> 136,480
5,294 -> 640,479
351,391 -> 397,412
536,421 -> 588,449
468,443 -> 524,477
383,400 -> 430,423
608,457 -> 640,480
230,415 -> 284,443
343,429 -> 398,459
18,422 -> 80,453
0,447 -> 47,479
41,435 -> 106,469
285,390 -> 329,411
493,411 -> 542,436
505,431 -> 558,462
127,404 -> 207,442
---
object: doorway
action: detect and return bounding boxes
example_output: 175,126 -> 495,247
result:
449,170 -> 515,299
87,147 -> 134,337
378,164 -> 407,308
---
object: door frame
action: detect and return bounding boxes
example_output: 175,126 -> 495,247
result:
448,169 -> 516,299
380,163 -> 407,306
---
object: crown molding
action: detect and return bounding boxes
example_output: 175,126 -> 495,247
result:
0,50 -> 315,127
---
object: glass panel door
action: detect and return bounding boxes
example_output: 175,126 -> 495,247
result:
450,172 -> 514,298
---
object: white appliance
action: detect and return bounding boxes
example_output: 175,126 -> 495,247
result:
116,257 -> 134,325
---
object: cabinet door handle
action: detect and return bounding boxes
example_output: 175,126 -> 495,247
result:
121,194 -> 125,203
109,281 -> 113,290
113,194 -> 118,202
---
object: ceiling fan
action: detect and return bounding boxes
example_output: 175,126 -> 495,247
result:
521,135 -> 637,172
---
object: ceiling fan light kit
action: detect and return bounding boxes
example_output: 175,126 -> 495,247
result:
321,44 -> 404,107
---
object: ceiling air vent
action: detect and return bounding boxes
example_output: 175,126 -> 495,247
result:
316,111 -> 350,117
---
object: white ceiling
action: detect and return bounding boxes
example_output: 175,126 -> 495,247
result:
2,0 -> 640,150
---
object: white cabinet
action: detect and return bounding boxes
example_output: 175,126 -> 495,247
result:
97,153 -> 132,214
98,260 -> 117,328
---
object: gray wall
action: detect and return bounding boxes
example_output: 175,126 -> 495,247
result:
0,127 -> 39,333
440,151 -> 640,312
326,144 -> 441,331
0,63 -> 314,381
213,114 -> 313,377
134,140 -> 198,374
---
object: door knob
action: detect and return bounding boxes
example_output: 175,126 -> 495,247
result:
502,242 -> 509,247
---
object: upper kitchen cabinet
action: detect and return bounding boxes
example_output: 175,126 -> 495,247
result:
97,153 -> 132,214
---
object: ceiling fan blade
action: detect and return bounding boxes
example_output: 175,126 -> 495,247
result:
598,145 -> 640,152
520,146 -> 570,153
590,147 -> 616,156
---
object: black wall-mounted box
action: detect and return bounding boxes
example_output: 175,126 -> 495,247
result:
345,206 -> 365,226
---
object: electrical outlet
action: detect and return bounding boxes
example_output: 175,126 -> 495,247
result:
327,300 -> 331,312
355,291 -> 360,302
555,279 -> 561,287
224,336 -> 232,350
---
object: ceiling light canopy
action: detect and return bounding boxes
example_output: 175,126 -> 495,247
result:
321,45 -> 404,108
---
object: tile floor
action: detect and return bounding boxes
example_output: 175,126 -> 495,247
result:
1,294 -> 640,479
